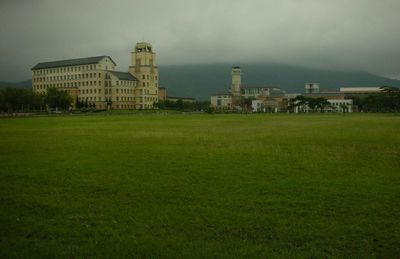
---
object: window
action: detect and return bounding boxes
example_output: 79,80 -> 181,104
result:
142,75 -> 145,79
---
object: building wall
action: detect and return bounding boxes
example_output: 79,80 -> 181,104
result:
211,95 -> 232,109
32,59 -> 114,109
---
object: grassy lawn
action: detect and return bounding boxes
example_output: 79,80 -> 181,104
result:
1,114 -> 399,257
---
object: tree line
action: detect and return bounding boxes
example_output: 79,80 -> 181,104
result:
1,86 -> 399,113
349,86 -> 400,112
156,99 -> 210,111
288,96 -> 332,113
0,87 -> 72,113
288,86 -> 400,113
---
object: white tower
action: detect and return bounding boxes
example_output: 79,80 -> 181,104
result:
230,66 -> 242,97
129,42 -> 159,109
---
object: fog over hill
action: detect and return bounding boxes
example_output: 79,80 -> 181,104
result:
2,64 -> 400,101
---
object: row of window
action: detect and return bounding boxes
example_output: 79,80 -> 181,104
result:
33,81 -> 103,89
80,89 -> 102,95
33,72 -> 103,82
141,74 -> 158,80
116,80 -> 136,87
116,96 -> 134,101
116,104 -> 135,109
141,82 -> 159,87
331,102 -> 351,106
77,96 -> 157,103
33,64 -> 106,75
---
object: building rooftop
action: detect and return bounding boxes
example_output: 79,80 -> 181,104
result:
109,71 -> 138,81
340,87 -> 383,93
304,92 -> 344,97
32,56 -> 116,70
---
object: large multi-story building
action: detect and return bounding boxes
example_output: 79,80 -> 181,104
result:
31,42 -> 159,110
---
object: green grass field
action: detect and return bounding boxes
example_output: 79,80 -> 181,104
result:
1,114 -> 399,258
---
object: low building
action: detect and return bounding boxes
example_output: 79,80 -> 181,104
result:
158,87 -> 167,102
252,99 -> 280,112
242,86 -> 286,99
294,99 -> 353,113
340,87 -> 383,96
167,96 -> 196,103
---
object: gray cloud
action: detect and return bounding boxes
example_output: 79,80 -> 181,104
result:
1,0 -> 399,81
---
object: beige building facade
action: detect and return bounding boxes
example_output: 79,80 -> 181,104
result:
32,42 -> 159,110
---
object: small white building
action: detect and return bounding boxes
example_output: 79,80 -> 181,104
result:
326,99 -> 353,112
252,99 -> 279,113
294,99 -> 353,113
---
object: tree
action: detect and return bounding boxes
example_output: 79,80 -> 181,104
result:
44,88 -> 72,111
240,97 -> 254,113
293,95 -> 309,113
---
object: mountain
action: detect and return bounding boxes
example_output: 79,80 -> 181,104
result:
158,63 -> 400,100
3,64 -> 400,100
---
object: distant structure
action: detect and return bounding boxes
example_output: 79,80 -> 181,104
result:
230,66 -> 242,106
210,68 -> 392,113
210,67 -> 237,110
211,66 -> 286,111
340,87 -> 383,97
32,42 -> 159,110
166,96 -> 196,103
158,87 -> 196,103
299,83 -> 353,113
305,83 -> 320,94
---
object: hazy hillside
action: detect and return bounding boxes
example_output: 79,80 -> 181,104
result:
0,80 -> 31,89
3,64 -> 400,100
159,63 -> 400,100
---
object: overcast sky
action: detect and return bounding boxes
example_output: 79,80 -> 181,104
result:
0,0 -> 399,81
